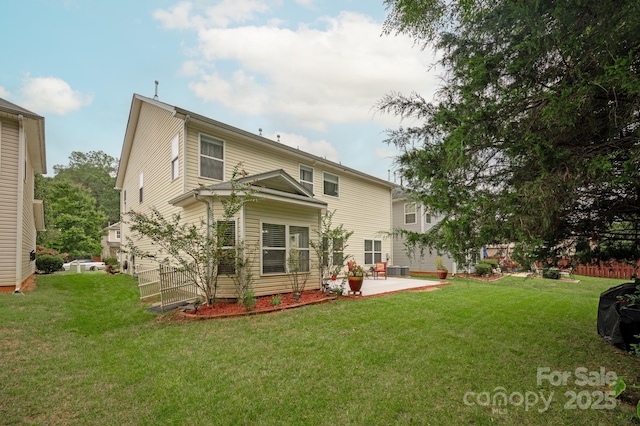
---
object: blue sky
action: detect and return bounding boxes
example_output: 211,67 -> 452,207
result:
1,0 -> 440,181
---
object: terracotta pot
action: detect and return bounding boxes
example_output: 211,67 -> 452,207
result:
437,270 -> 448,281
348,276 -> 363,292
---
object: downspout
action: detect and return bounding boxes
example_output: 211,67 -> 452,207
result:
15,115 -> 25,291
181,114 -> 190,194
194,193 -> 213,303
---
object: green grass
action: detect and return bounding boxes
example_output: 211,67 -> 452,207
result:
1,272 -> 639,425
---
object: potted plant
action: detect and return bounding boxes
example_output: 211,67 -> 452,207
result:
435,257 -> 448,282
347,262 -> 365,294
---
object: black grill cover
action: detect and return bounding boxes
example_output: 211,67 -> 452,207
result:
597,282 -> 640,351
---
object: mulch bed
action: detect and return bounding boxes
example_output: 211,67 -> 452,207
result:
181,290 -> 335,319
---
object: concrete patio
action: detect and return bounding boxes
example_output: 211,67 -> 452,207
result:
357,276 -> 450,296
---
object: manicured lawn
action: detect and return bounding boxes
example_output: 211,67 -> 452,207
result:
1,272 -> 639,425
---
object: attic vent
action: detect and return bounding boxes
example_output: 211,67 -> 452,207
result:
259,128 -> 262,136
277,134 -> 280,142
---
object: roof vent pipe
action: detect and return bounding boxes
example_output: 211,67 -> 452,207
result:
153,81 -> 159,100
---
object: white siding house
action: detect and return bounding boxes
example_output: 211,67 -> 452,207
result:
0,98 -> 46,292
116,94 -> 395,298
391,188 -> 456,275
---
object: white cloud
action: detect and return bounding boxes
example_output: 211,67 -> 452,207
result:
0,86 -> 9,98
266,131 -> 338,161
153,1 -> 194,30
154,0 -> 273,30
20,76 -> 93,115
156,4 -> 439,131
295,0 -> 315,7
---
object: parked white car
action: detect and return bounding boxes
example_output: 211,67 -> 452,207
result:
62,259 -> 106,271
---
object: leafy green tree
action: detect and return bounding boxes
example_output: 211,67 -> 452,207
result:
45,182 -> 107,257
380,0 -> 640,263
309,210 -> 354,294
53,151 -> 119,225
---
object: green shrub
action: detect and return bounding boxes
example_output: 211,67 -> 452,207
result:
270,294 -> 282,306
36,254 -> 64,274
483,258 -> 499,268
103,257 -> 119,267
475,262 -> 492,276
542,268 -> 561,279
241,289 -> 257,311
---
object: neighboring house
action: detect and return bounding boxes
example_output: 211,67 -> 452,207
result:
0,98 -> 46,292
100,222 -> 121,260
115,94 -> 395,298
391,188 -> 456,275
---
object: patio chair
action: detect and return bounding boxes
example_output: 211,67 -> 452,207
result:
373,262 -> 387,280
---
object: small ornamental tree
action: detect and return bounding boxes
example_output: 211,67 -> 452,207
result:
310,210 -> 354,293
287,246 -> 310,302
124,167 -> 254,305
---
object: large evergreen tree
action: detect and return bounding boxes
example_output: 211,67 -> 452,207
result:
380,0 -> 640,263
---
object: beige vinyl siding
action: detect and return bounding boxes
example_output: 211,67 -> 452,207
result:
20,143 -> 37,282
119,102 -> 184,273
325,174 -> 392,268
228,200 -> 320,298
391,199 -> 453,272
183,122 -> 393,269
0,118 -> 19,287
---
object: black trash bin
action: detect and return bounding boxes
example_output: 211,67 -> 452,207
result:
597,282 -> 640,351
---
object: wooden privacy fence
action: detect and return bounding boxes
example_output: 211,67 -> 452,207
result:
575,261 -> 640,280
158,264 -> 200,312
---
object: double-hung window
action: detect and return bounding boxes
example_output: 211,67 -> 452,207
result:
322,237 -> 344,267
200,134 -> 224,180
262,223 -> 310,274
404,202 -> 417,224
170,134 -> 179,180
323,172 -> 339,197
217,220 -> 236,275
424,206 -> 432,224
299,164 -> 314,193
364,239 -> 382,265
139,172 -> 144,203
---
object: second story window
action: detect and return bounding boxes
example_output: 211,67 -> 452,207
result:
139,172 -> 144,203
404,203 -> 417,224
171,134 -> 179,180
323,172 -> 339,197
299,164 -> 314,193
200,134 -> 224,180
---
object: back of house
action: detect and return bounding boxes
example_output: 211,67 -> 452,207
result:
116,94 -> 394,298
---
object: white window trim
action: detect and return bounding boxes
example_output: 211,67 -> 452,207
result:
424,206 -> 432,224
364,238 -> 383,265
217,219 -> 237,275
404,202 -> 417,225
198,133 -> 225,181
170,134 -> 179,181
322,171 -> 339,198
260,221 -> 311,276
139,172 -> 144,203
299,164 -> 314,193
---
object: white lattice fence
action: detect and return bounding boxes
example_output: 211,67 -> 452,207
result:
137,267 -> 160,300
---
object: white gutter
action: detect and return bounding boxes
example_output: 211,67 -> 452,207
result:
15,115 -> 25,291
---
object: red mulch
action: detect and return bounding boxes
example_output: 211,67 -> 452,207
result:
183,289 -> 333,319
